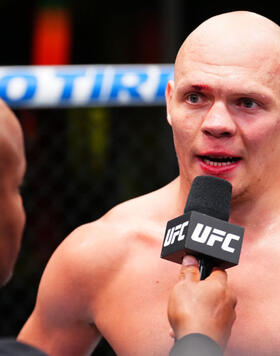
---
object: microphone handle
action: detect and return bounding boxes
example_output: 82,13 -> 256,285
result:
198,256 -> 214,280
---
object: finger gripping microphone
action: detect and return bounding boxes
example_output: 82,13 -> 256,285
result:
160,176 -> 244,279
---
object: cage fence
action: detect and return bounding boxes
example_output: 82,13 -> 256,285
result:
0,105 -> 178,355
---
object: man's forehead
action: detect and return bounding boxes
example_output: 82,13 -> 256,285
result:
174,66 -> 277,99
174,43 -> 280,93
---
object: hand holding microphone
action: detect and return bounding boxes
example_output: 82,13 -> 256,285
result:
168,256 -> 237,347
168,255 -> 237,355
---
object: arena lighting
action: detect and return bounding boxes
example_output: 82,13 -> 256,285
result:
0,65 -> 173,108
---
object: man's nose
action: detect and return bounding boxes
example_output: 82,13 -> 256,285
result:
201,102 -> 237,138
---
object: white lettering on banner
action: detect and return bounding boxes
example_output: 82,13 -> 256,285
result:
0,65 -> 174,108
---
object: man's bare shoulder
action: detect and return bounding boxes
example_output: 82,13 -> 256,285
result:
53,178 -> 178,266
40,177 -> 179,293
18,179 -> 180,354
103,177 -> 180,222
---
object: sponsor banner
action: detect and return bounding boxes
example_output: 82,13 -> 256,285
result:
0,65 -> 174,108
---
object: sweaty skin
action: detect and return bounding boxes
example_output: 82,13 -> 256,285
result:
18,11 -> 280,356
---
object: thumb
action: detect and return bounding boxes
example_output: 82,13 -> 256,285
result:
179,255 -> 200,282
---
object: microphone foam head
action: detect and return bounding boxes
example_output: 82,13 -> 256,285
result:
184,175 -> 232,221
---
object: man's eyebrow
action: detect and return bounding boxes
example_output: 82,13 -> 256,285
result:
191,84 -> 211,91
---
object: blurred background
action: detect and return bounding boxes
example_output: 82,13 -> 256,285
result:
0,0 -> 278,355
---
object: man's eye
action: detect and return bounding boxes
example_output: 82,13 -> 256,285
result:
186,93 -> 203,104
237,98 -> 259,109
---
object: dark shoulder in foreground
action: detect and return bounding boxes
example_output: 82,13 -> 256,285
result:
0,338 -> 49,356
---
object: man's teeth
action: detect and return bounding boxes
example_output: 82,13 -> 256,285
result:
203,157 -> 236,167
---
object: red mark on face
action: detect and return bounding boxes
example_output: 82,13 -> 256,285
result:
192,84 -> 210,91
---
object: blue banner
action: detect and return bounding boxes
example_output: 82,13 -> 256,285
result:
0,65 -> 174,108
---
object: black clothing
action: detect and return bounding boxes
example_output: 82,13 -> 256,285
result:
170,333 -> 223,356
0,339 -> 48,355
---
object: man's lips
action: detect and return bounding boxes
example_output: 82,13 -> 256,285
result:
196,154 -> 242,174
197,154 -> 241,167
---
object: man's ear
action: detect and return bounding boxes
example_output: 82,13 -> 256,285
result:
165,80 -> 174,125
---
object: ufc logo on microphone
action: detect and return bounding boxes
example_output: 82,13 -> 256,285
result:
191,223 -> 241,253
163,221 -> 189,247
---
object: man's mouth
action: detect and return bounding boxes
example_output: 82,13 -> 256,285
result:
198,155 -> 241,167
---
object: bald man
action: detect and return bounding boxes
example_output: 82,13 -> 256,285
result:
0,100 -> 48,355
18,11 -> 280,356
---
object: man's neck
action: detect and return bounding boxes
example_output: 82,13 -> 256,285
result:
230,189 -> 280,239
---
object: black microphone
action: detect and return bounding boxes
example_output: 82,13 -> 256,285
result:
160,176 -> 244,279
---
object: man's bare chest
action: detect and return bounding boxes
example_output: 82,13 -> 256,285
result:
225,241 -> 280,355
93,232 -> 280,355
93,254 -> 179,355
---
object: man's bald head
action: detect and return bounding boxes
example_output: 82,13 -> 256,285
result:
0,99 -> 25,167
0,100 -> 26,286
174,11 -> 280,83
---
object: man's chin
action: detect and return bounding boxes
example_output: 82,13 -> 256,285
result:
231,185 -> 252,205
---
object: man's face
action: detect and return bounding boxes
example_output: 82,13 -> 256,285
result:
0,128 -> 26,286
166,40 -> 280,201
